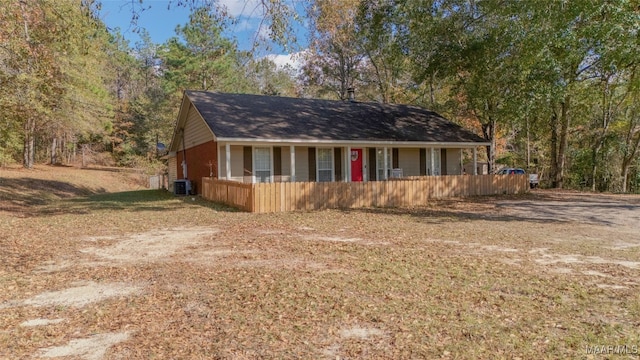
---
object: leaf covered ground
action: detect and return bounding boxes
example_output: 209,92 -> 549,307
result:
1,165 -> 639,359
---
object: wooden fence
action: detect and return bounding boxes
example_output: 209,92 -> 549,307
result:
201,178 -> 254,211
201,174 -> 528,213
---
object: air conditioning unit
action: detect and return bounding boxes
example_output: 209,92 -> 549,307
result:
174,179 -> 191,195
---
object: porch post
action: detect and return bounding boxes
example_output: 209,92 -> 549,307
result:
430,148 -> 435,176
363,149 -> 368,182
217,144 -> 222,179
346,146 -> 352,182
473,147 -> 478,175
424,147 -> 428,176
225,143 -> 231,180
383,147 -> 389,180
290,145 -> 296,182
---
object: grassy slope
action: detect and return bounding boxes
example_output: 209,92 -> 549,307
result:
0,165 -> 638,359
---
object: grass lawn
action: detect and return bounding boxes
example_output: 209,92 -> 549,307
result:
1,165 -> 639,359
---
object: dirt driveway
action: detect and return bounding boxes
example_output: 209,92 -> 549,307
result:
494,191 -> 640,228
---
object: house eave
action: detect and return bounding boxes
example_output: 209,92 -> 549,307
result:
216,137 -> 490,148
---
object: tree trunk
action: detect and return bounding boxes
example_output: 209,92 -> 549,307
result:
591,78 -> 615,192
482,116 -> 496,173
50,136 -> 57,165
23,117 -> 35,169
556,96 -> 570,189
82,144 -> 86,168
549,97 -> 570,189
621,164 -> 629,193
621,125 -> 640,193
550,108 -> 559,188
19,1 -> 35,169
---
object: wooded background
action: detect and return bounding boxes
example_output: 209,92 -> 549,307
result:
1,0 -> 639,193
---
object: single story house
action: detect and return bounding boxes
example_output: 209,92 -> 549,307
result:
167,91 -> 490,194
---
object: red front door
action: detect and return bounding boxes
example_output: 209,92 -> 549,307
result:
351,148 -> 363,182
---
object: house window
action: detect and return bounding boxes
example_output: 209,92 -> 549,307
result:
433,148 -> 442,175
317,148 -> 333,182
376,148 -> 391,180
254,147 -> 271,183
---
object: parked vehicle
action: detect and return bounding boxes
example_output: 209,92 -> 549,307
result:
497,168 -> 525,175
497,167 -> 539,189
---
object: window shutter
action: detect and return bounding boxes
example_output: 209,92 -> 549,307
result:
368,148 -> 376,181
243,147 -> 252,176
419,148 -> 426,176
308,147 -> 316,182
440,149 -> 447,175
273,147 -> 282,176
392,148 -> 399,168
334,148 -> 342,181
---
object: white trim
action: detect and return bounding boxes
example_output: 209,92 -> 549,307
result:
430,147 -> 435,176
217,145 -> 221,179
252,146 -> 273,183
316,147 -> 334,182
473,148 -> 478,175
383,147 -> 388,180
216,137 -> 490,147
433,148 -> 441,175
225,143 -> 231,180
424,147 -> 428,176
346,146 -> 351,182
290,145 -> 296,182
363,149 -> 368,182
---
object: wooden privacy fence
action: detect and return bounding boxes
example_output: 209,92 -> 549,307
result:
201,179 -> 254,211
201,175 -> 528,213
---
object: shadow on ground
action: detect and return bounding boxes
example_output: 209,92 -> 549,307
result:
34,190 -> 239,216
0,177 -> 105,213
344,191 -> 640,227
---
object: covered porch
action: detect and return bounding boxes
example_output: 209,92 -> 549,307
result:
217,141 -> 485,184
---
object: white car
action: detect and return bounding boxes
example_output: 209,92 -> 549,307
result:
497,168 -> 539,189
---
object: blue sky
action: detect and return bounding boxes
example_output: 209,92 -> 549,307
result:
98,0 -> 307,60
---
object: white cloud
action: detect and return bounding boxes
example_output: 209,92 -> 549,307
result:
264,50 -> 307,71
218,0 -> 262,18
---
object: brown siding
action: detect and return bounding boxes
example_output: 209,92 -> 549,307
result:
396,148 -> 419,176
295,147 -> 310,182
446,148 -> 462,175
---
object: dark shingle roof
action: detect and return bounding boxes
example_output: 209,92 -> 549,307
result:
186,91 -> 487,144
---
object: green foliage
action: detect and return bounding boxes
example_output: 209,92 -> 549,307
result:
160,6 -> 241,92
368,0 -> 640,191
0,0 -> 116,168
2,0 -> 638,194
246,57 -> 298,96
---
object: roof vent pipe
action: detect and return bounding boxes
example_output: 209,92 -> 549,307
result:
347,87 -> 355,102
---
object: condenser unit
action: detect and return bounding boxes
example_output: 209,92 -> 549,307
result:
174,179 -> 191,195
